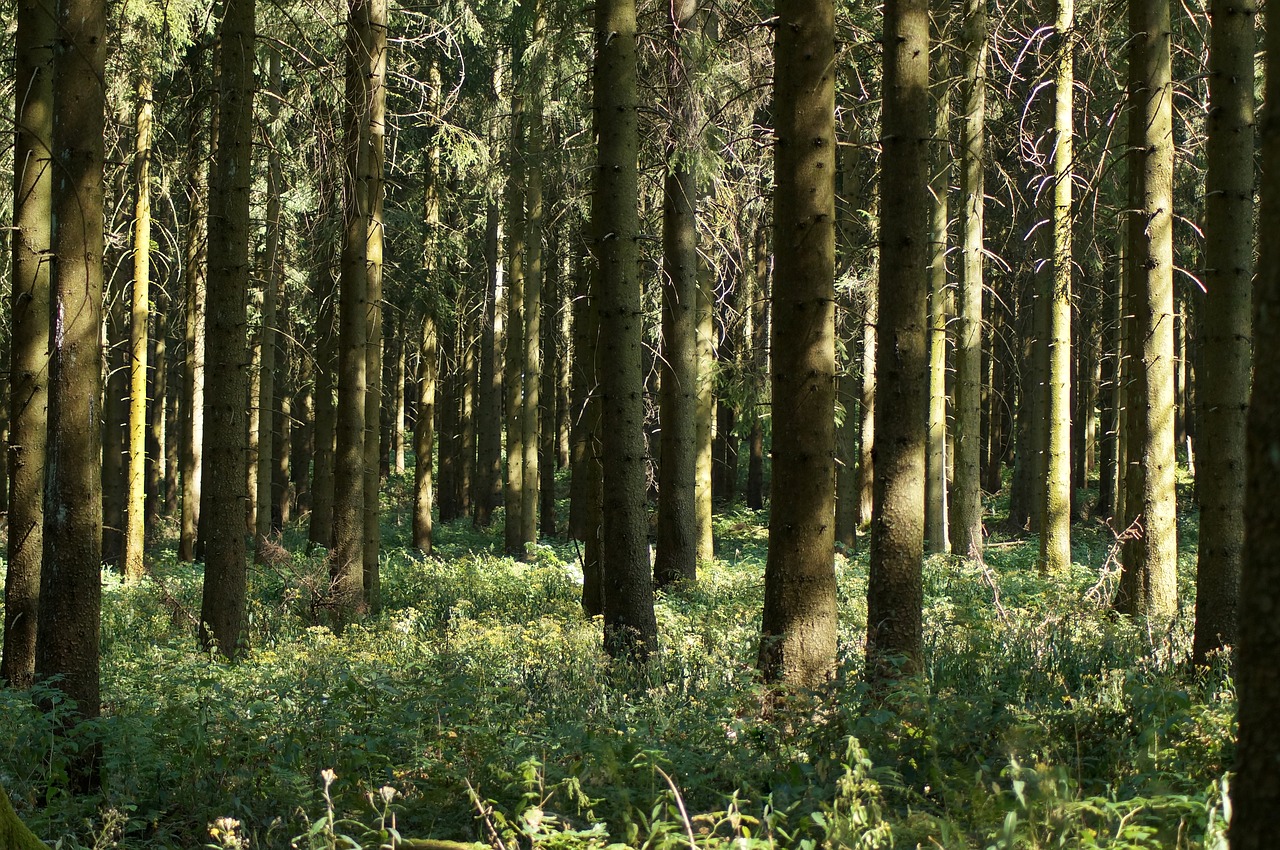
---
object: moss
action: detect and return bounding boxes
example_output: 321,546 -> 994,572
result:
0,782 -> 48,850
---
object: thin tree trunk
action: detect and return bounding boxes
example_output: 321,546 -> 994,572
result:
413,311 -> 437,552
255,50 -> 282,557
522,0 -> 544,546
925,48 -> 951,555
124,71 -> 153,582
1041,0 -> 1074,572
746,222 -> 768,512
952,0 -> 986,558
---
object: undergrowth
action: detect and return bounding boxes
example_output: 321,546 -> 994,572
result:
0,478 -> 1233,849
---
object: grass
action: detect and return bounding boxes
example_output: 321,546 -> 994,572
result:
0,472 -> 1233,849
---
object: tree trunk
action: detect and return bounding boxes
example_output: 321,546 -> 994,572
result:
38,0 -> 107,750
362,0 -> 387,613
868,0 -> 929,680
125,71 -> 153,582
925,47 -> 951,556
253,50 -> 283,559
146,284 -> 169,533
331,0 -> 372,623
594,0 -> 658,660
1192,0 -> 1253,663
1234,0 -> 1279,832
179,39 -> 208,563
1117,0 -> 1177,619
757,0 -> 837,687
308,203 -> 339,550
3,0 -> 54,690
1041,0 -> 1074,572
746,223 -> 769,513
952,0 -> 986,558
414,311 -> 437,553
522,1 -> 544,547
504,42 -> 528,558
654,0 -> 700,588
695,261 -> 715,562
474,199 -> 504,528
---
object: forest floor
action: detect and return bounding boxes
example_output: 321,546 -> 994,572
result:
0,470 -> 1234,849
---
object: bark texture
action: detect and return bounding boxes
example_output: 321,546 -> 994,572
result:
757,0 -> 837,687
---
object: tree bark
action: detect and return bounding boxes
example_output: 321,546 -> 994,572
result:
1117,0 -> 1177,619
2,0 -> 54,690
655,0 -> 700,586
125,71 -> 153,583
38,0 -> 107,749
757,0 -> 837,687
868,0 -> 929,680
594,0 -> 658,660
1234,0 -> 1279,833
199,0 -> 254,657
1041,0 -> 1074,572
951,0 -> 986,559
1192,0 -> 1254,663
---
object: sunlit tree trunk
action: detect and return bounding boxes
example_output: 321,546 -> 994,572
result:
362,0 -> 387,612
868,0 -> 929,679
1041,0 -> 1074,572
1192,0 -> 1254,663
655,0 -> 700,587
332,0 -> 372,622
2,0 -> 54,689
522,1 -> 544,547
594,0 -> 658,660
695,268 -> 715,562
1117,0 -> 1177,618
925,57 -> 951,556
38,0 -> 107,742
504,42 -> 528,558
757,0 -> 837,687
951,0 -> 986,559
124,70 -> 153,583
746,222 -> 769,512
255,49 -> 282,559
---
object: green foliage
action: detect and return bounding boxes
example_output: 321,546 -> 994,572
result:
0,508 -> 1233,849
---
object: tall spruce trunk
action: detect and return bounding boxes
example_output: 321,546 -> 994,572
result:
3,0 -> 54,689
199,0 -> 255,657
951,0 -> 986,558
504,60 -> 528,557
125,71 -> 153,582
746,223 -> 768,511
1117,0 -> 1177,618
925,51 -> 951,556
593,0 -> 658,660
179,40 -> 208,563
413,312 -> 437,552
1235,0 -> 1279,831
1192,0 -> 1254,663
522,11 -> 544,547
1041,0 -> 1074,572
757,0 -> 837,687
254,50 -> 283,558
655,0 -> 700,588
332,0 -> 372,622
868,0 -> 929,679
362,0 -> 387,612
39,0 -> 107,743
